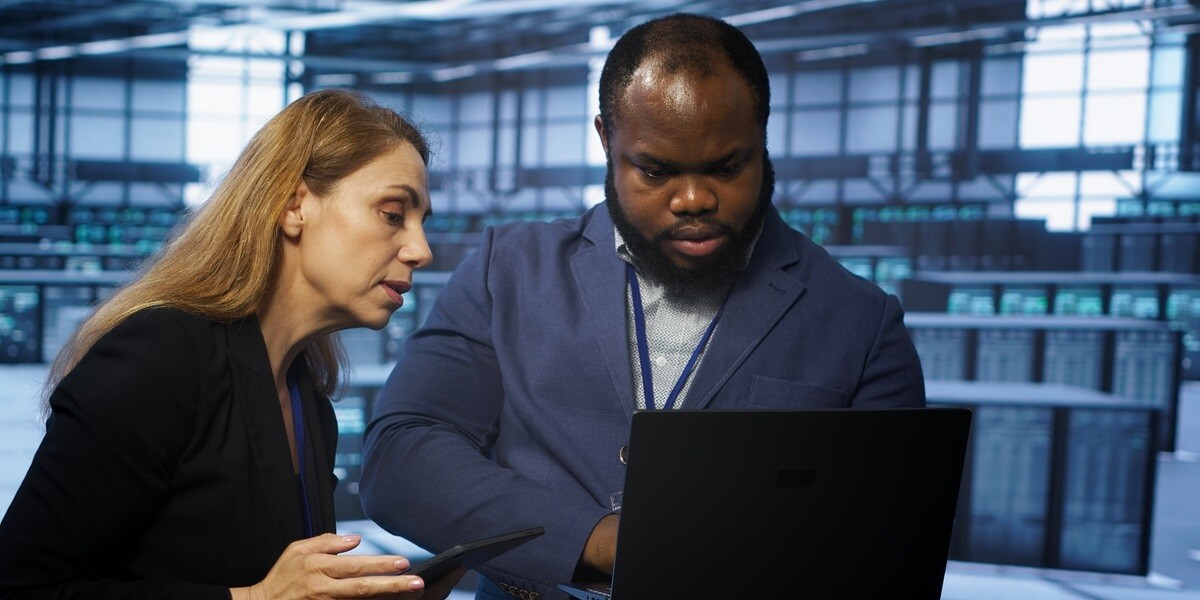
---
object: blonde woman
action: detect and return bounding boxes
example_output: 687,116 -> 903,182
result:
0,89 -> 462,599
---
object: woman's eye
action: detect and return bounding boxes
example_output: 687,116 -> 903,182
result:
383,211 -> 404,224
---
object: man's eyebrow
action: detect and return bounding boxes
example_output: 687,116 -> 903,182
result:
630,149 -> 747,169
629,151 -> 670,166
705,149 -> 748,168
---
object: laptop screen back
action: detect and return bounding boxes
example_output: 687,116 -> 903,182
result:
607,408 -> 971,599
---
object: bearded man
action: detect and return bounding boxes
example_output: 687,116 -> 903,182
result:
361,12 -> 926,600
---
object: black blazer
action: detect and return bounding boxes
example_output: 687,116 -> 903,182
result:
0,308 -> 338,599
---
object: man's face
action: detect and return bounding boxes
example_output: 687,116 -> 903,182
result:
597,58 -> 771,291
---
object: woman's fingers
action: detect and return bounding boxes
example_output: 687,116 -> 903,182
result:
328,574 -> 426,597
261,533 -> 429,598
286,532 -> 367,556
314,553 -> 413,579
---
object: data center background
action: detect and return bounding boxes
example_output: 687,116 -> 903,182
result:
1,1 -> 1200,597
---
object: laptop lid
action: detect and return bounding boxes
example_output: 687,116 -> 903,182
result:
591,407 -> 971,599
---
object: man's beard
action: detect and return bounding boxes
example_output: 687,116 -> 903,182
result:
606,153 -> 775,294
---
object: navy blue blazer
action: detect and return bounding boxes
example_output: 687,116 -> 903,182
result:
0,308 -> 338,599
360,203 -> 925,599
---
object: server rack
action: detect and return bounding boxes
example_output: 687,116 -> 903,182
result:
999,285 -> 1050,316
0,271 -> 130,364
929,380 -> 1158,576
1081,231 -> 1118,272
1042,329 -> 1106,391
826,244 -> 912,293
1159,227 -> 1198,274
1083,221 -> 1200,275
975,328 -> 1038,382
906,313 -> 1182,452
40,285 -> 96,364
330,389 -> 372,522
340,326 -> 389,369
0,270 -> 453,370
901,271 -> 1200,387
0,285 -> 40,363
331,365 -> 394,522
958,402 -> 1054,566
384,294 -> 421,364
0,242 -> 157,272
910,327 -> 972,381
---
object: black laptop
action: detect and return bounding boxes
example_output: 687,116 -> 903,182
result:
559,407 -> 972,600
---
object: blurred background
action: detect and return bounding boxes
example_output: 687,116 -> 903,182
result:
0,0 -> 1199,598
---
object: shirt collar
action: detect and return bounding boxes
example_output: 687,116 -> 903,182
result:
615,227 -> 636,267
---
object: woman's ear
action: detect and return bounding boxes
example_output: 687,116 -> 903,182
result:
279,180 -> 309,239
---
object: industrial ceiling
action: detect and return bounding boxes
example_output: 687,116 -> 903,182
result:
2,1 -> 1199,84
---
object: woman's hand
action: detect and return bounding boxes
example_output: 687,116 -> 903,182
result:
230,533 -> 430,599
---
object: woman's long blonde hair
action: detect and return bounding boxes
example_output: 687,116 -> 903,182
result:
42,88 -> 429,413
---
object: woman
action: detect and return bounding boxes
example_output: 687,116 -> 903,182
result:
0,88 -> 461,599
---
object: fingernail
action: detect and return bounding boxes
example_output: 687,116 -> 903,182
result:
395,558 -> 410,570
410,578 -> 425,590
342,535 -> 360,543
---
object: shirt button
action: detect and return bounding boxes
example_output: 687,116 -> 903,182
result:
653,355 -> 667,367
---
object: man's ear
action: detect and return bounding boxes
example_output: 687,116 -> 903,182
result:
594,115 -> 610,154
279,180 -> 309,239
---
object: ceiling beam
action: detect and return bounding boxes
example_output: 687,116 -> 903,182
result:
2,1 -> 1197,73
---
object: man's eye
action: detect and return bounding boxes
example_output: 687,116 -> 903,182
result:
715,163 -> 739,175
639,166 -> 666,179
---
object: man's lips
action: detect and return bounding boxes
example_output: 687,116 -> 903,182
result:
669,224 -> 723,240
668,237 -> 725,258
665,226 -> 727,258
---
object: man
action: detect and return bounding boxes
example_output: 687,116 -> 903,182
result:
360,13 -> 924,600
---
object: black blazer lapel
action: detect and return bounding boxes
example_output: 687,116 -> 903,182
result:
226,318 -> 307,544
681,207 -> 807,409
571,208 -> 638,423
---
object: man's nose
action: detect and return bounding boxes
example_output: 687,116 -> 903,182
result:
668,175 -> 717,215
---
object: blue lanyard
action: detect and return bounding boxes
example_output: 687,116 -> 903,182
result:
627,263 -> 726,410
287,367 -> 314,537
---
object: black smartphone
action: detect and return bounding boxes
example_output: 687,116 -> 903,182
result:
406,526 -> 545,581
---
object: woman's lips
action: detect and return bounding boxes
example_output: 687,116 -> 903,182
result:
381,281 -> 411,304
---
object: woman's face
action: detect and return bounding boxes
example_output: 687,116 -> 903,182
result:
286,141 -> 432,331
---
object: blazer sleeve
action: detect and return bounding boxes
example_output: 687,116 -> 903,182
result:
852,293 -> 926,409
359,228 -> 610,595
0,310 -> 229,600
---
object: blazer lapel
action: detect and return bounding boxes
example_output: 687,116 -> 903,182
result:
681,207 -> 807,409
571,208 -> 638,423
226,318 -> 306,544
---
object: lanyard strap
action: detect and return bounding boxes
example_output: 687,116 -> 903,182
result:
287,367 -> 314,538
627,263 -> 726,410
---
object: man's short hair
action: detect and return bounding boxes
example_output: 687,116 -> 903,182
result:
598,13 -> 771,136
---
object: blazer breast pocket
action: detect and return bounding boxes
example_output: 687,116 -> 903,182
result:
747,375 -> 846,409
